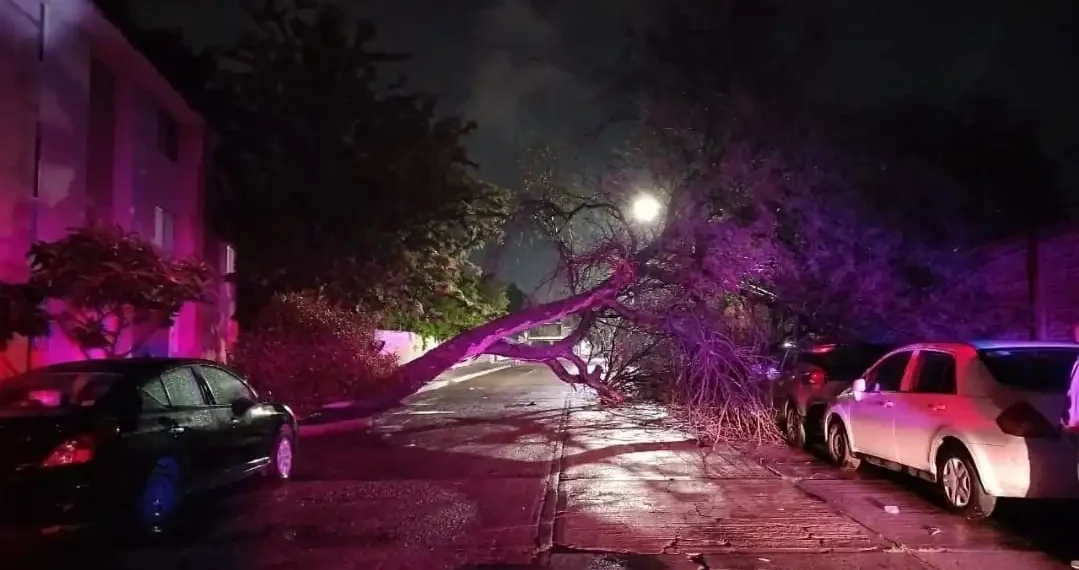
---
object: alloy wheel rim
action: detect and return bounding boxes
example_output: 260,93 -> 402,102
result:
786,408 -> 801,442
830,427 -> 845,462
276,438 -> 293,478
942,457 -> 972,507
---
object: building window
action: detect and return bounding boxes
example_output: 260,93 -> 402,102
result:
153,206 -> 175,255
37,4 -> 46,61
156,108 -> 179,161
223,244 -> 236,274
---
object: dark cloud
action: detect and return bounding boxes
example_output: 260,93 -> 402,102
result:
124,0 -> 1079,290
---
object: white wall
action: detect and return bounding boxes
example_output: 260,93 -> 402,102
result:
374,330 -> 503,367
375,330 -> 436,364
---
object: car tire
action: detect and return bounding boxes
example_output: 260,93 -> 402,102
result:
826,419 -> 861,471
133,456 -> 183,537
263,426 -> 296,481
782,403 -> 807,449
936,445 -> 997,519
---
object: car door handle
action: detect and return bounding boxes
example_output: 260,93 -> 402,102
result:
928,403 -> 946,411
880,401 -> 895,408
159,419 -> 185,436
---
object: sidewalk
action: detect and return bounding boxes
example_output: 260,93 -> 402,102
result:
545,400 -> 1066,569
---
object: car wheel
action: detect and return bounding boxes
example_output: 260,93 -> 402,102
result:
826,419 -> 861,471
937,446 -> 997,519
783,403 -> 806,449
264,426 -> 296,480
135,457 -> 182,536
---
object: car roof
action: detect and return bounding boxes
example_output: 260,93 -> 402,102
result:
893,340 -> 1079,353
966,340 -> 1079,350
29,357 -> 219,377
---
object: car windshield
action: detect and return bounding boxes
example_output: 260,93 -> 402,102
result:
978,348 -> 1079,393
0,370 -> 123,412
800,344 -> 895,381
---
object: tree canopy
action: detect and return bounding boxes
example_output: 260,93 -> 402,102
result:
97,0 -> 511,331
203,0 -> 510,327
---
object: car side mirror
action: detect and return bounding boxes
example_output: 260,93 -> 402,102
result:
852,378 -> 867,402
230,397 -> 255,416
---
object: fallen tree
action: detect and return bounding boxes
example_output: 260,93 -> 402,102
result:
344,1 -> 1024,441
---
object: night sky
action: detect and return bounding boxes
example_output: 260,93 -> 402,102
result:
125,0 -> 1079,295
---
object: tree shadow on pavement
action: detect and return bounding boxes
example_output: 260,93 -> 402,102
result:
14,398 -> 1063,569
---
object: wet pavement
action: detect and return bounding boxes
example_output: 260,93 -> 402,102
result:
10,363 -> 1078,569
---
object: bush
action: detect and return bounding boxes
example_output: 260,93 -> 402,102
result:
229,293 -> 399,414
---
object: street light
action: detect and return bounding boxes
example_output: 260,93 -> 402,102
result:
631,194 -> 661,223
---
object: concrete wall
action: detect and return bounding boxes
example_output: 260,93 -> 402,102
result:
375,330 -> 437,364
373,330 -> 503,368
0,0 -> 225,375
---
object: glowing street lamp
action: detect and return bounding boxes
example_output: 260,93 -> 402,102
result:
631,194 -> 661,223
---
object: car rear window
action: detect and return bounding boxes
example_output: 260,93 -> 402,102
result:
799,345 -> 895,381
978,348 -> 1079,393
0,371 -> 124,411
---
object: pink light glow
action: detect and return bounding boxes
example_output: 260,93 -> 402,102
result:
0,0 -> 227,379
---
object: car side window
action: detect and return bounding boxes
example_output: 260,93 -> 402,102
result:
160,367 -> 208,407
910,351 -> 957,395
867,351 -> 912,392
140,377 -> 171,411
199,366 -> 255,405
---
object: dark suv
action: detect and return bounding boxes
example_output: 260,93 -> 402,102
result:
770,342 -> 896,448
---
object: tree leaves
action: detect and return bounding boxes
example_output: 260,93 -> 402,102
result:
25,224 -> 213,357
0,283 -> 49,350
202,0 -> 510,325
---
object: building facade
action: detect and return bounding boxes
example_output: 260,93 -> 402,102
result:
0,0 -> 234,376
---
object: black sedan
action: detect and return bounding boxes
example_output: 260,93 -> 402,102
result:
0,357 -> 297,535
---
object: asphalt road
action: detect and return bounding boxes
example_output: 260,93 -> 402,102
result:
13,364 -> 1079,569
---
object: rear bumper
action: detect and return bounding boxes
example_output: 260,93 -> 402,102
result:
0,466 -> 99,526
968,439 -> 1079,499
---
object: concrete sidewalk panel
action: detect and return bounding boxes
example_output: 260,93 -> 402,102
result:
556,478 -> 883,553
912,550 -> 1066,570
549,552 -> 935,570
561,439 -> 776,481
797,478 -> 1032,551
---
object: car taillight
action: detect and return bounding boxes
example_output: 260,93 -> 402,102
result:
41,435 -> 97,467
996,402 -> 1058,439
807,368 -> 826,386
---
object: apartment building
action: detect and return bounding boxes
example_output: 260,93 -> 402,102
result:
0,0 -> 234,375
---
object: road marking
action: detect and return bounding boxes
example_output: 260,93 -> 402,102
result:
416,364 -> 512,393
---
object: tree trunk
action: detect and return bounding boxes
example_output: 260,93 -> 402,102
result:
361,267 -> 633,413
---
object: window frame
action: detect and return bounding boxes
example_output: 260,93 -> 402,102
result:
156,107 -> 179,161
196,364 -> 257,406
156,365 -> 211,409
907,350 -> 958,395
864,350 -> 914,393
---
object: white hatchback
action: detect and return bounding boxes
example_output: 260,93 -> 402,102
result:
823,340 -> 1079,518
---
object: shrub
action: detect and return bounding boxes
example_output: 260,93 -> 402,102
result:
229,293 -> 399,414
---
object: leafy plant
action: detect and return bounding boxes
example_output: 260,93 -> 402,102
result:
0,282 -> 49,350
229,293 -> 399,414
27,224 -> 213,357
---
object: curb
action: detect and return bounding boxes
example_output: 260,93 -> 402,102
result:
298,364 -> 513,437
298,417 -> 374,437
415,364 -> 512,394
